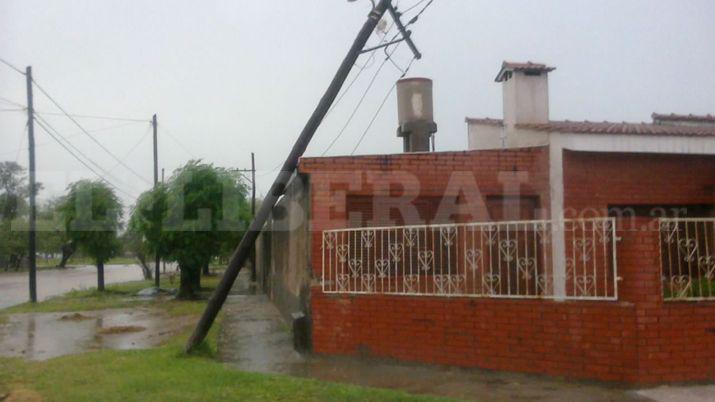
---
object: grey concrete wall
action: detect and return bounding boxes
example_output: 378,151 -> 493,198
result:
255,172 -> 311,323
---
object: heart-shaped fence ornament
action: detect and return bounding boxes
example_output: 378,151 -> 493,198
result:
361,274 -> 376,292
482,273 -> 501,295
374,259 -> 390,278
575,275 -> 595,296
336,245 -> 349,263
698,256 -> 715,280
403,228 -> 417,247
336,274 -> 350,291
499,239 -> 517,262
403,275 -> 419,293
440,227 -> 456,247
418,250 -> 434,272
574,238 -> 594,263
517,257 -> 537,280
361,230 -> 375,249
389,243 -> 403,262
348,258 -> 362,277
465,248 -> 482,271
678,238 -> 698,263
323,232 -> 335,250
671,275 -> 691,298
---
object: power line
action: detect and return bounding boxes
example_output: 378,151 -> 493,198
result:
34,114 -> 140,198
35,110 -> 149,123
0,57 -> 25,76
161,125 -> 197,159
0,120 -> 147,157
34,117 -> 138,199
404,0 -> 434,26
321,41 -> 402,156
351,56 -> 417,155
30,78 -> 152,185
401,0 -> 428,14
0,96 -> 24,108
14,123 -> 28,163
108,124 -> 152,173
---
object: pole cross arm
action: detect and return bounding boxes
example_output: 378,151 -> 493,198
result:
386,3 -> 421,59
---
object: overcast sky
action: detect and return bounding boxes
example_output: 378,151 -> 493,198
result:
1,0 -> 714,208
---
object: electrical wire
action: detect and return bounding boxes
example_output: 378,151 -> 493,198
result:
0,57 -> 25,75
0,121 -> 147,158
35,110 -> 149,123
34,113 -> 140,197
351,56 -> 417,155
107,124 -> 152,173
401,0 -> 428,14
30,78 -> 152,185
14,123 -> 28,163
0,96 -> 24,108
161,125 -> 197,159
321,41 -> 403,156
34,117 -> 138,199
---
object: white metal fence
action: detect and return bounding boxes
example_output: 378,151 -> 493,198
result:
321,217 -> 617,300
660,218 -> 715,301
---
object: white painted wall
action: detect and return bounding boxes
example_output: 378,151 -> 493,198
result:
503,72 -> 550,128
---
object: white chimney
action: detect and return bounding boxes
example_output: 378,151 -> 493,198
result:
496,61 -> 555,129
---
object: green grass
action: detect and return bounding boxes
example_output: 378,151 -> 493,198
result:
2,274 -> 223,317
0,335 -> 452,402
0,273 -> 454,402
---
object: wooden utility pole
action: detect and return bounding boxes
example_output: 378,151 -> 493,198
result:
186,0 -> 402,352
152,114 -> 160,288
26,66 -> 37,303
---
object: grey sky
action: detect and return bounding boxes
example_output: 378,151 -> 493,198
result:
1,0 -> 714,207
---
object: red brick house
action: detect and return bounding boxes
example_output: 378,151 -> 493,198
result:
256,62 -> 715,384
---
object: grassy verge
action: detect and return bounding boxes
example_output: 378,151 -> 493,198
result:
0,274 -> 453,401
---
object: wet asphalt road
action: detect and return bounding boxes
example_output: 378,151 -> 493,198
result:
0,265 -> 145,309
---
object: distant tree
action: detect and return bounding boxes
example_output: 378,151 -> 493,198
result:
59,180 -> 122,291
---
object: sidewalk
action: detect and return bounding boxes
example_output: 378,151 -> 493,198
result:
215,273 -> 715,401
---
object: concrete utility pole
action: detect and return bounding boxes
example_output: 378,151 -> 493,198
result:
26,66 -> 37,303
185,0 -> 414,352
250,152 -> 256,282
152,114 -> 160,288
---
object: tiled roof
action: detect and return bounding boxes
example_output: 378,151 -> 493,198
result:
495,61 -> 556,82
652,113 -> 715,124
466,117 -> 715,137
464,117 -> 503,126
517,120 -> 715,137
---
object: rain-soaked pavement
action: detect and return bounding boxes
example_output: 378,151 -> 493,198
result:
0,264 -> 145,309
218,273 -> 714,402
0,307 -> 188,360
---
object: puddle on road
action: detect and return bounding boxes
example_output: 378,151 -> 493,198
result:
0,308 -> 189,360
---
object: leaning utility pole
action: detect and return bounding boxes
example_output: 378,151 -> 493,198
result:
186,0 -> 420,352
250,152 -> 256,281
26,66 -> 37,303
152,114 -> 160,288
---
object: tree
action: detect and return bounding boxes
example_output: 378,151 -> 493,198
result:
36,197 -> 67,265
126,185 -> 170,281
59,180 -> 122,291
134,162 -> 248,298
0,162 -> 42,271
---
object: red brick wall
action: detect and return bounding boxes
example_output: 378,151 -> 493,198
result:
300,147 -> 551,278
563,151 -> 715,383
302,149 -> 715,384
